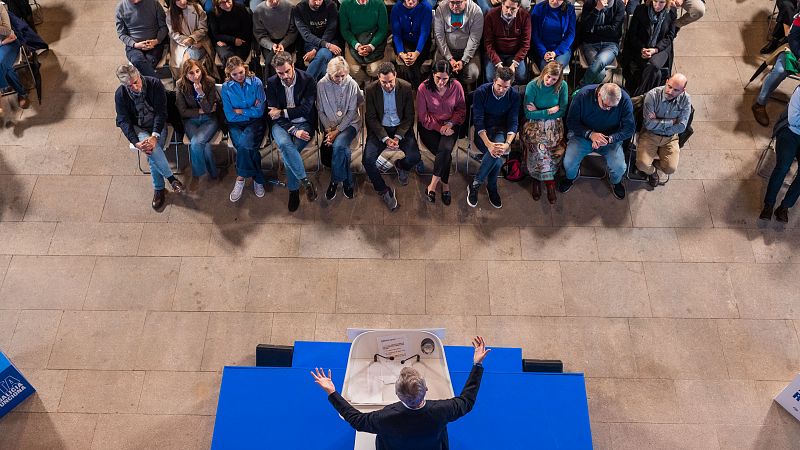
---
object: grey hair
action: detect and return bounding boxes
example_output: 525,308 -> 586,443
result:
116,64 -> 140,85
598,83 -> 622,107
395,367 -> 427,407
326,56 -> 349,77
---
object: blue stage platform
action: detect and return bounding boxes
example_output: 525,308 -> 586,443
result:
211,341 -> 593,449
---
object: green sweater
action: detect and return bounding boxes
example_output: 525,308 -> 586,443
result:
524,80 -> 568,120
339,0 -> 388,49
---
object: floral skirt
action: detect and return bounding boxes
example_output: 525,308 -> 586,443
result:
521,120 -> 565,181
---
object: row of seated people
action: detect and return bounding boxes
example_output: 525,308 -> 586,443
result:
115,52 -> 692,214
116,0 -> 697,99
753,11 -> 800,127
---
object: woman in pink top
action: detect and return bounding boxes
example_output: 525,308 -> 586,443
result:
416,60 -> 466,205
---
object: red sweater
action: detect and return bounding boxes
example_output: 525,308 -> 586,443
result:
483,7 -> 531,65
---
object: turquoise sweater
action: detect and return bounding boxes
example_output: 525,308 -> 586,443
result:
524,79 -> 568,120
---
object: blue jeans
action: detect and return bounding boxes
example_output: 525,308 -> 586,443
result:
563,132 -> 626,184
475,0 -> 493,13
0,40 -> 26,96
184,114 -> 220,178
580,42 -> 619,86
135,126 -> 172,190
765,127 -> 800,207
485,56 -> 527,85
473,129 -> 507,190
272,122 -> 313,191
330,126 -> 357,186
305,46 -> 334,81
229,119 -> 266,185
537,52 -> 572,74
758,52 -> 790,105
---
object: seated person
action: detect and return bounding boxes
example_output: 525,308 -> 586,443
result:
208,0 -> 252,66
672,0 -> 705,32
115,64 -> 185,211
253,0 -> 297,80
762,0 -> 798,54
416,60 -> 467,206
390,0 -> 432,89
621,0 -> 676,97
364,62 -> 420,211
339,0 -> 390,84
576,0 -> 625,87
311,336 -> 490,450
115,0 -> 168,79
636,73 -> 691,187
522,61 -> 568,204
559,83 -> 635,200
265,51 -> 319,212
176,59 -> 221,190
466,67 -> 520,209
294,0 -> 342,81
166,0 -> 212,80
317,56 -> 363,201
433,0 -> 483,92
221,56 -> 267,203
475,0 -> 531,14
530,0 -> 576,71
760,86 -> 800,223
483,0 -> 531,85
0,2 -> 29,112
753,14 -> 800,127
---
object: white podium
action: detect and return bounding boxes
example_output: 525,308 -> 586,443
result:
341,329 -> 455,450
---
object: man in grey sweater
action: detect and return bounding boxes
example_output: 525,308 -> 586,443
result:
253,0 -> 297,79
433,0 -> 483,92
115,0 -> 168,78
636,73 -> 692,187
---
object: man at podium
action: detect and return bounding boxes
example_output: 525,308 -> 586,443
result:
310,336 -> 491,450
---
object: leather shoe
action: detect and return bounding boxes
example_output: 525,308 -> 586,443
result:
759,203 -> 774,221
531,180 -> 541,201
775,205 -> 789,223
760,38 -> 783,55
752,103 -> 769,127
152,189 -> 166,211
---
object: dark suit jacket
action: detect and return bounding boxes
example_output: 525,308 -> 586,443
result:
328,364 -> 484,450
365,78 -> 415,142
621,4 -> 676,63
265,68 -> 318,132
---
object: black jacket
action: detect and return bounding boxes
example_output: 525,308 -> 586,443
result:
265,69 -> 318,131
115,75 -> 167,145
293,0 -> 341,50
621,4 -> 676,63
578,0 -> 625,45
328,364 -> 484,450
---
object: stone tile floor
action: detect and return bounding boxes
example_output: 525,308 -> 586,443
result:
2,0 -> 800,448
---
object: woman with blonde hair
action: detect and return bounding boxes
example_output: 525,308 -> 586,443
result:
166,0 -> 213,80
522,61 -> 568,204
220,56 -> 267,202
317,56 -> 363,201
621,0 -> 676,96
176,59 -> 220,190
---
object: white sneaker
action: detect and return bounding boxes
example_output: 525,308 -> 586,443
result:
230,179 -> 245,202
254,182 -> 265,198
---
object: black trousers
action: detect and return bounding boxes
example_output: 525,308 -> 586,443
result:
625,49 -> 671,97
418,125 -> 455,184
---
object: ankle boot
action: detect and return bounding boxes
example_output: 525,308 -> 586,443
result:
531,180 -> 541,201
545,181 -> 557,204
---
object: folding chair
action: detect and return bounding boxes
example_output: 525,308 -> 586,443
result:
131,124 -> 184,175
1,46 -> 38,103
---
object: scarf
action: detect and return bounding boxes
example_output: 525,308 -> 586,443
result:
127,82 -> 155,129
647,5 -> 666,49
